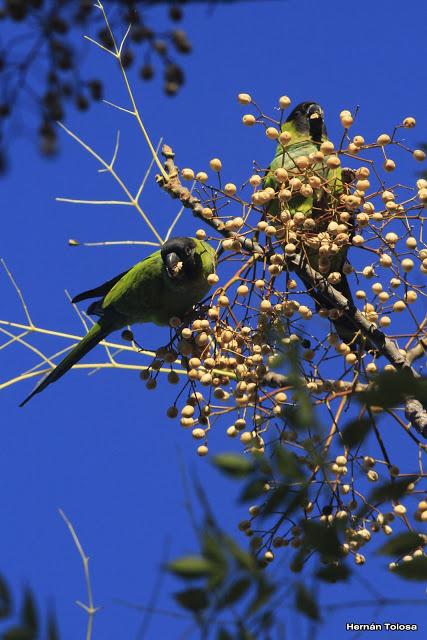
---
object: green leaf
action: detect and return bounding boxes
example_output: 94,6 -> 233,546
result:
167,555 -> 213,579
239,478 -> 267,502
302,521 -> 343,560
20,590 -> 37,633
3,628 -> 34,640
341,418 -> 372,448
362,370 -> 427,408
273,447 -> 303,480
245,579 -> 275,617
377,532 -> 425,557
295,583 -> 320,621
223,536 -> 257,573
316,564 -> 350,583
261,484 -> 289,516
47,611 -> 60,640
174,587 -> 209,612
217,577 -> 251,609
0,575 -> 12,619
202,533 -> 228,589
212,454 -> 254,478
369,476 -> 418,504
394,557 -> 427,581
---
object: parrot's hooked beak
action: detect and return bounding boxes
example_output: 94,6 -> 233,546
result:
165,251 -> 184,279
307,104 -> 324,142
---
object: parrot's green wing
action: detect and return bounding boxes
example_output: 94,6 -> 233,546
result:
71,268 -> 131,304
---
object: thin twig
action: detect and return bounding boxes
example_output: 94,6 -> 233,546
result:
59,509 -> 100,640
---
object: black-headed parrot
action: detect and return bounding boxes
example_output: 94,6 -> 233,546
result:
20,237 -> 216,405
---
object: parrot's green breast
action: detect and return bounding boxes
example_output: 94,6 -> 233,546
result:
103,240 -> 215,326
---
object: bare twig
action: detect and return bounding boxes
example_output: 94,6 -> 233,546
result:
59,509 -> 100,640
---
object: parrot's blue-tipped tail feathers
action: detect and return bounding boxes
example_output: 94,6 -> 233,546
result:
19,371 -> 52,407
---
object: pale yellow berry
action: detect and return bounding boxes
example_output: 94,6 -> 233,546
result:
385,232 -> 398,245
380,254 -> 392,267
275,392 -> 288,403
279,130 -> 292,145
413,149 -> 426,161
393,300 -> 406,312
352,235 -> 364,246
289,177 -> 302,190
237,284 -> 249,296
207,273 -> 219,285
377,133 -> 391,145
279,95 -> 291,109
309,175 -> 322,188
405,290 -> 417,303
327,155 -> 341,168
250,174 -> 261,186
328,272 -> 342,285
363,264 -> 378,287
260,299 -> 272,312
264,550 -> 274,562
380,316 -> 391,327
202,207 -> 213,219
224,182 -> 237,196
196,171 -> 208,183
226,426 -> 237,438
384,159 -> 396,171
353,135 -> 365,147
341,114 -> 353,128
240,431 -> 253,444
403,117 -> 416,128
382,190 -> 395,202
320,140 -> 335,155
418,188 -> 427,201
196,229 -> 207,240
346,353 -> 357,365
181,168 -> 195,181
285,242 -> 296,255
274,167 -> 288,182
266,126 -> 279,140
406,236 -> 417,249
242,114 -> 256,126
356,179 -> 370,191
401,258 -> 414,272
237,93 -> 252,105
210,158 -> 222,172
366,362 -> 377,374
197,445 -> 208,456
356,290 -> 366,299
393,504 -> 407,516
300,178 -> 315,194
367,470 -> 379,482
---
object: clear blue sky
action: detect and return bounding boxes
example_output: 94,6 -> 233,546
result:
1,1 -> 426,638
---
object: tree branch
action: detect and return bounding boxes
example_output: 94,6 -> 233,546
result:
156,145 -> 427,437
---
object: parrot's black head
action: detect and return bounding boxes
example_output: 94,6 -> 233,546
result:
286,102 -> 326,143
161,237 -> 202,282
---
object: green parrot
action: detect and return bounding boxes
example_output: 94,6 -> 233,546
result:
264,101 -> 357,345
20,237 -> 216,406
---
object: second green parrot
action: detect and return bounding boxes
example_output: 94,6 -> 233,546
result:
264,102 -> 357,345
20,237 -> 216,406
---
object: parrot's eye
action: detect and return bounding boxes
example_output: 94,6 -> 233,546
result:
185,246 -> 192,256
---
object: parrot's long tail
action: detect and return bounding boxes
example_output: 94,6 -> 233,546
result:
20,321 -> 113,407
331,275 -> 360,347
